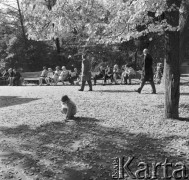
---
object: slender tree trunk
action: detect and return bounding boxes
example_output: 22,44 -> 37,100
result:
134,49 -> 137,70
55,37 -> 60,54
164,0 -> 181,119
16,0 -> 27,43
16,0 -> 29,71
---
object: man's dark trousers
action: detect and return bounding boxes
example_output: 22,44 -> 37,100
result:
138,78 -> 156,93
80,80 -> 92,91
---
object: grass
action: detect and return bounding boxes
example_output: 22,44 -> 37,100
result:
0,83 -> 189,179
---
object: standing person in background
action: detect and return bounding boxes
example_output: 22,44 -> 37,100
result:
135,49 -> 156,94
13,69 -> 21,86
78,51 -> 92,91
39,66 -> 48,86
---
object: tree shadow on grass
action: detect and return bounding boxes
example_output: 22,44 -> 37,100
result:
0,117 -> 188,180
0,96 -> 40,108
177,117 -> 189,122
155,103 -> 189,122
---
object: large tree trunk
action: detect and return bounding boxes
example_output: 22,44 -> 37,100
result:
164,32 -> 180,119
164,0 -> 181,119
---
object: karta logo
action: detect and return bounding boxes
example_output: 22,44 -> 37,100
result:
112,157 -> 188,179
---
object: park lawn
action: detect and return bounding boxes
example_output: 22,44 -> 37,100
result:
0,83 -> 189,180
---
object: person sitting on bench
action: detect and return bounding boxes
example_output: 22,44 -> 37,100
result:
103,65 -> 113,85
93,66 -> 105,85
45,68 -> 54,85
69,68 -> 79,85
59,66 -> 70,85
13,69 -> 21,86
53,66 -> 61,85
155,63 -> 163,84
8,68 -> 14,86
121,65 -> 126,84
1,69 -> 9,85
112,64 -> 120,84
39,66 -> 48,86
124,64 -> 136,85
2,70 -> 9,79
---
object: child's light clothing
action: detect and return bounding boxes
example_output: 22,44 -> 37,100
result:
61,100 -> 77,119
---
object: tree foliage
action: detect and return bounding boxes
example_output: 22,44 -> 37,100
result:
22,0 -> 182,45
1,0 -> 188,72
0,0 -> 64,71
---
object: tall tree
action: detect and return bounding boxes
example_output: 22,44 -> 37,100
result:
164,0 -> 181,119
104,0 -> 188,119
22,0 -> 189,118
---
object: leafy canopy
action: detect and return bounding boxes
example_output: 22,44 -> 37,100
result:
22,0 -> 180,45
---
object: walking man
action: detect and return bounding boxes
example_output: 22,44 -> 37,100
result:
136,49 -> 156,94
78,51 -> 93,91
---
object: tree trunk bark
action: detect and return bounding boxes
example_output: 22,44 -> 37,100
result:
16,0 -> 29,71
134,49 -> 137,70
164,31 -> 180,119
16,0 -> 27,43
164,0 -> 181,119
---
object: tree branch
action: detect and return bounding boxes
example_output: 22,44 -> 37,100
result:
0,2 -> 18,10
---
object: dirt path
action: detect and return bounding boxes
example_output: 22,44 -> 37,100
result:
0,84 -> 189,179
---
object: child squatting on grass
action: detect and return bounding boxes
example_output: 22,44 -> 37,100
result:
61,95 -> 77,121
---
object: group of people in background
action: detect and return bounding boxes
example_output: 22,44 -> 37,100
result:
0,48 -> 163,94
93,63 -> 137,86
82,48 -> 163,94
0,68 -> 21,86
39,66 -> 80,86
60,48 -> 161,121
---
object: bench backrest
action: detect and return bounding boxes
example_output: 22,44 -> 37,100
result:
21,71 -> 41,78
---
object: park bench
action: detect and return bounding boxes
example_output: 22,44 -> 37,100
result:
21,71 -> 76,86
20,71 -> 41,85
0,77 -> 8,86
180,74 -> 189,85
